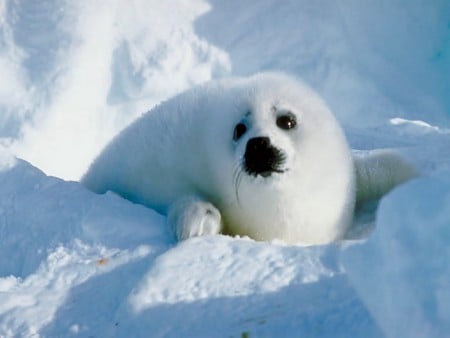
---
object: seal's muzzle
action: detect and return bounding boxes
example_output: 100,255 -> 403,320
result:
244,137 -> 286,177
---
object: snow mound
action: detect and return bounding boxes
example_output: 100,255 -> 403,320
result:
1,0 -> 230,180
0,158 -> 169,335
0,156 -> 382,337
343,174 -> 450,338
129,236 -> 337,311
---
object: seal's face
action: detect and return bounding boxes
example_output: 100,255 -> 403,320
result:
233,109 -> 297,178
230,105 -> 299,190
202,73 -> 355,244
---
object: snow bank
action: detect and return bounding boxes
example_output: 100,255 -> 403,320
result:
2,136 -> 447,336
343,174 -> 450,338
0,156 -> 382,337
0,157 -> 169,336
1,0 -> 230,180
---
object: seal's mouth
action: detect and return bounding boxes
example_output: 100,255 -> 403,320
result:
243,136 -> 286,178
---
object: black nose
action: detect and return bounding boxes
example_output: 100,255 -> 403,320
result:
244,137 -> 285,177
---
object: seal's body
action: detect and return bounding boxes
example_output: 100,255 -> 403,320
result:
83,73 -> 415,245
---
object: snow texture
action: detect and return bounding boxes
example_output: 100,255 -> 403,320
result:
343,174 -> 450,338
0,0 -> 450,337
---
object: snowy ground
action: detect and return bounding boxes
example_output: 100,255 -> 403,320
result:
1,1 -> 450,337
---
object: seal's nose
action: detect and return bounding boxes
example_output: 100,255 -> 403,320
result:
244,137 -> 285,177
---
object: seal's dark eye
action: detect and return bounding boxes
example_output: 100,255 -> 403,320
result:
276,112 -> 297,130
233,123 -> 247,141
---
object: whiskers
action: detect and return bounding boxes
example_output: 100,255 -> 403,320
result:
233,160 -> 245,207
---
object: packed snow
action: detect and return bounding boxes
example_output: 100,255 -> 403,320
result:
0,1 -> 449,337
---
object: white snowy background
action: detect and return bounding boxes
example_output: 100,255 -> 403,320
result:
0,1 -> 450,337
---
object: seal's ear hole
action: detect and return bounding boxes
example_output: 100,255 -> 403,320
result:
233,123 -> 247,141
276,112 -> 297,130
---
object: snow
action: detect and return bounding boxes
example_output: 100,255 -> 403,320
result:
0,0 -> 449,337
0,159 -> 380,337
343,174 -> 450,338
3,0 -> 230,180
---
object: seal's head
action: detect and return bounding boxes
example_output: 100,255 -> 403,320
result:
203,73 -> 356,244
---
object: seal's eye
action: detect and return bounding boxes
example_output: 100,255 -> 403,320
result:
276,112 -> 297,130
233,123 -> 247,141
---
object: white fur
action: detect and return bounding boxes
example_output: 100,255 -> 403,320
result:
82,73 -> 414,245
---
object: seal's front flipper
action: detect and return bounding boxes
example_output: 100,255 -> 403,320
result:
346,149 -> 418,240
168,195 -> 222,241
354,149 -> 418,207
